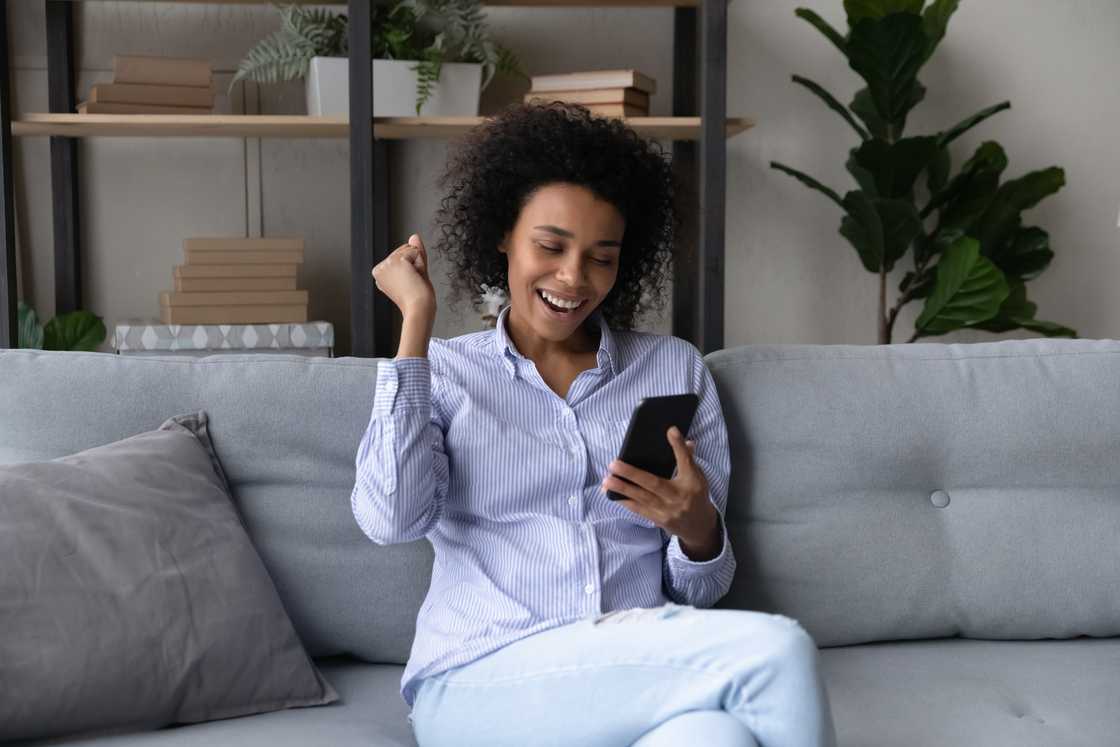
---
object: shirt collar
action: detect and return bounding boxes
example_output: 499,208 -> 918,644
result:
492,303 -> 619,380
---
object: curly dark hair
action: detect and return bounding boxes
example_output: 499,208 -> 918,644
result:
432,101 -> 686,330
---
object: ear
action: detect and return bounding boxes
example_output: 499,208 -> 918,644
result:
498,231 -> 511,255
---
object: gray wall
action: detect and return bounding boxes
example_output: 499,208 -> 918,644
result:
9,1 -> 1118,355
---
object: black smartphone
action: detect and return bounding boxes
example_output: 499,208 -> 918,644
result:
605,393 -> 700,501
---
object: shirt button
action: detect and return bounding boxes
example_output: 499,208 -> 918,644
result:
568,495 -> 578,506
584,583 -> 594,594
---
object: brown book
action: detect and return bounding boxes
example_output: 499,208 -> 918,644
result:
113,55 -> 212,88
525,88 -> 649,107
90,82 -> 214,108
185,249 -> 303,265
160,305 -> 308,325
175,276 -> 297,292
184,237 -> 304,253
160,290 -> 308,307
174,264 -> 298,279
78,101 -> 212,115
529,70 -> 656,95
580,103 -> 649,118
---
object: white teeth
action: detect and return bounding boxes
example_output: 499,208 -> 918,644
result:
539,290 -> 582,309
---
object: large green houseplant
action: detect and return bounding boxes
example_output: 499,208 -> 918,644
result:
771,0 -> 1075,343
231,1 -> 527,115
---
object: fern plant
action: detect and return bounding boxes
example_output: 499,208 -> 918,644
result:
231,2 -> 528,115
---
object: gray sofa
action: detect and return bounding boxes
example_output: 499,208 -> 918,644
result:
2,337 -> 1117,746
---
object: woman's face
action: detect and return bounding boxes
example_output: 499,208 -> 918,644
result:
498,182 -> 624,344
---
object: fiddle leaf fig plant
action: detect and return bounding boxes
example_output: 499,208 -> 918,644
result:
771,0 -> 1075,343
18,301 -> 106,351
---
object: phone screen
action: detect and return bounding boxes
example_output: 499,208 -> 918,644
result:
606,393 -> 699,501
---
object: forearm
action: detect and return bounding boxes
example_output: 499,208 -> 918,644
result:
396,309 -> 435,359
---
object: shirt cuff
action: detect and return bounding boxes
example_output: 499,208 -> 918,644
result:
373,357 -> 431,416
666,509 -> 729,572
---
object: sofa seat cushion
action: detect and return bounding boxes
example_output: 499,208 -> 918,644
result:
10,658 -> 415,747
821,637 -> 1120,746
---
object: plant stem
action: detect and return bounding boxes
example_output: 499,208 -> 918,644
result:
878,266 -> 888,344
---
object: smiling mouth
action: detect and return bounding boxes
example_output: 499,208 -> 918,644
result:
537,289 -> 587,315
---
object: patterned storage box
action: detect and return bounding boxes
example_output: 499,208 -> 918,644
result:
113,320 -> 334,357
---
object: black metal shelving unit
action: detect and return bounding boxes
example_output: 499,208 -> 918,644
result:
1,0 -> 736,356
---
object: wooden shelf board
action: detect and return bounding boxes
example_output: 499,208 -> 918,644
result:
11,114 -> 754,140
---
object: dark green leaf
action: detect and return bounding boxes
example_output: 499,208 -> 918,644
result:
846,149 -> 880,196
42,310 -> 106,352
925,141 -> 1007,224
794,8 -> 848,57
770,162 -> 845,208
850,88 -> 887,140
926,146 -> 950,194
839,190 -> 885,272
793,75 -> 870,140
973,167 -> 1065,259
993,226 -> 1053,280
847,14 -> 928,129
849,135 -> 939,200
877,199 -> 924,271
938,101 -> 1010,148
914,236 -> 1009,335
844,0 -> 924,23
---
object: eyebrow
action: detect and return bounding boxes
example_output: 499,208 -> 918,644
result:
533,225 -> 621,248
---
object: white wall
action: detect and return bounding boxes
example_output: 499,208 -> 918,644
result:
9,1 -> 1118,354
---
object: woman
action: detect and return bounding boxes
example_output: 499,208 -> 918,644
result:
352,102 -> 837,747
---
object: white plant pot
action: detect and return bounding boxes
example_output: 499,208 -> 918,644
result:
306,56 -> 482,117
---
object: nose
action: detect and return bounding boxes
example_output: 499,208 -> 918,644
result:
554,252 -> 587,289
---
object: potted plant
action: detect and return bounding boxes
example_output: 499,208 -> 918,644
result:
770,0 -> 1075,343
231,1 -> 528,117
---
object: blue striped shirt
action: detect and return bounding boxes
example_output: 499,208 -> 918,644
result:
351,303 -> 735,707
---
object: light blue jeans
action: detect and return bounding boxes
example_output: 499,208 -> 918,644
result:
408,602 -> 838,747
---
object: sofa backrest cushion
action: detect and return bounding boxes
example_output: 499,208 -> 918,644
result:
0,350 -> 430,665
704,338 -> 1120,646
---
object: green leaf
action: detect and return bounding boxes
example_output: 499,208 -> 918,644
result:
794,8 -> 848,57
850,88 -> 887,140
42,310 -> 106,351
993,225 -> 1053,280
914,236 -> 1009,336
913,226 -> 964,267
17,301 -> 43,349
973,167 -> 1065,259
926,146 -> 950,194
844,0 -> 924,23
924,141 -> 1007,224
846,14 -> 928,129
839,192 -> 920,273
921,0 -> 959,60
839,190 -> 885,272
770,162 -> 845,208
792,75 -> 870,140
849,135 -> 940,200
969,279 -> 1076,337
938,101 -> 1010,148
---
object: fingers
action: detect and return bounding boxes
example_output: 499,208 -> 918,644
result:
601,473 -> 661,510
666,426 -> 695,474
370,235 -> 429,278
606,458 -> 666,495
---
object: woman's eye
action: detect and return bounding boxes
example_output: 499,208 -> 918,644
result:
592,258 -> 613,267
535,242 -> 561,252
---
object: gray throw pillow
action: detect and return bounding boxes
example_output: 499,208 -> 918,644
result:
0,411 -> 339,742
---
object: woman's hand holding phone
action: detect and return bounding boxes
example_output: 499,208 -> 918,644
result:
601,426 -> 720,558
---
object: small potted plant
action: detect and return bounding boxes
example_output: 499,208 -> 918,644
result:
231,1 -> 528,117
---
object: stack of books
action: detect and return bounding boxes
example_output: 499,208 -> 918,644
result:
78,55 -> 214,115
159,237 -> 308,324
524,69 -> 655,119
